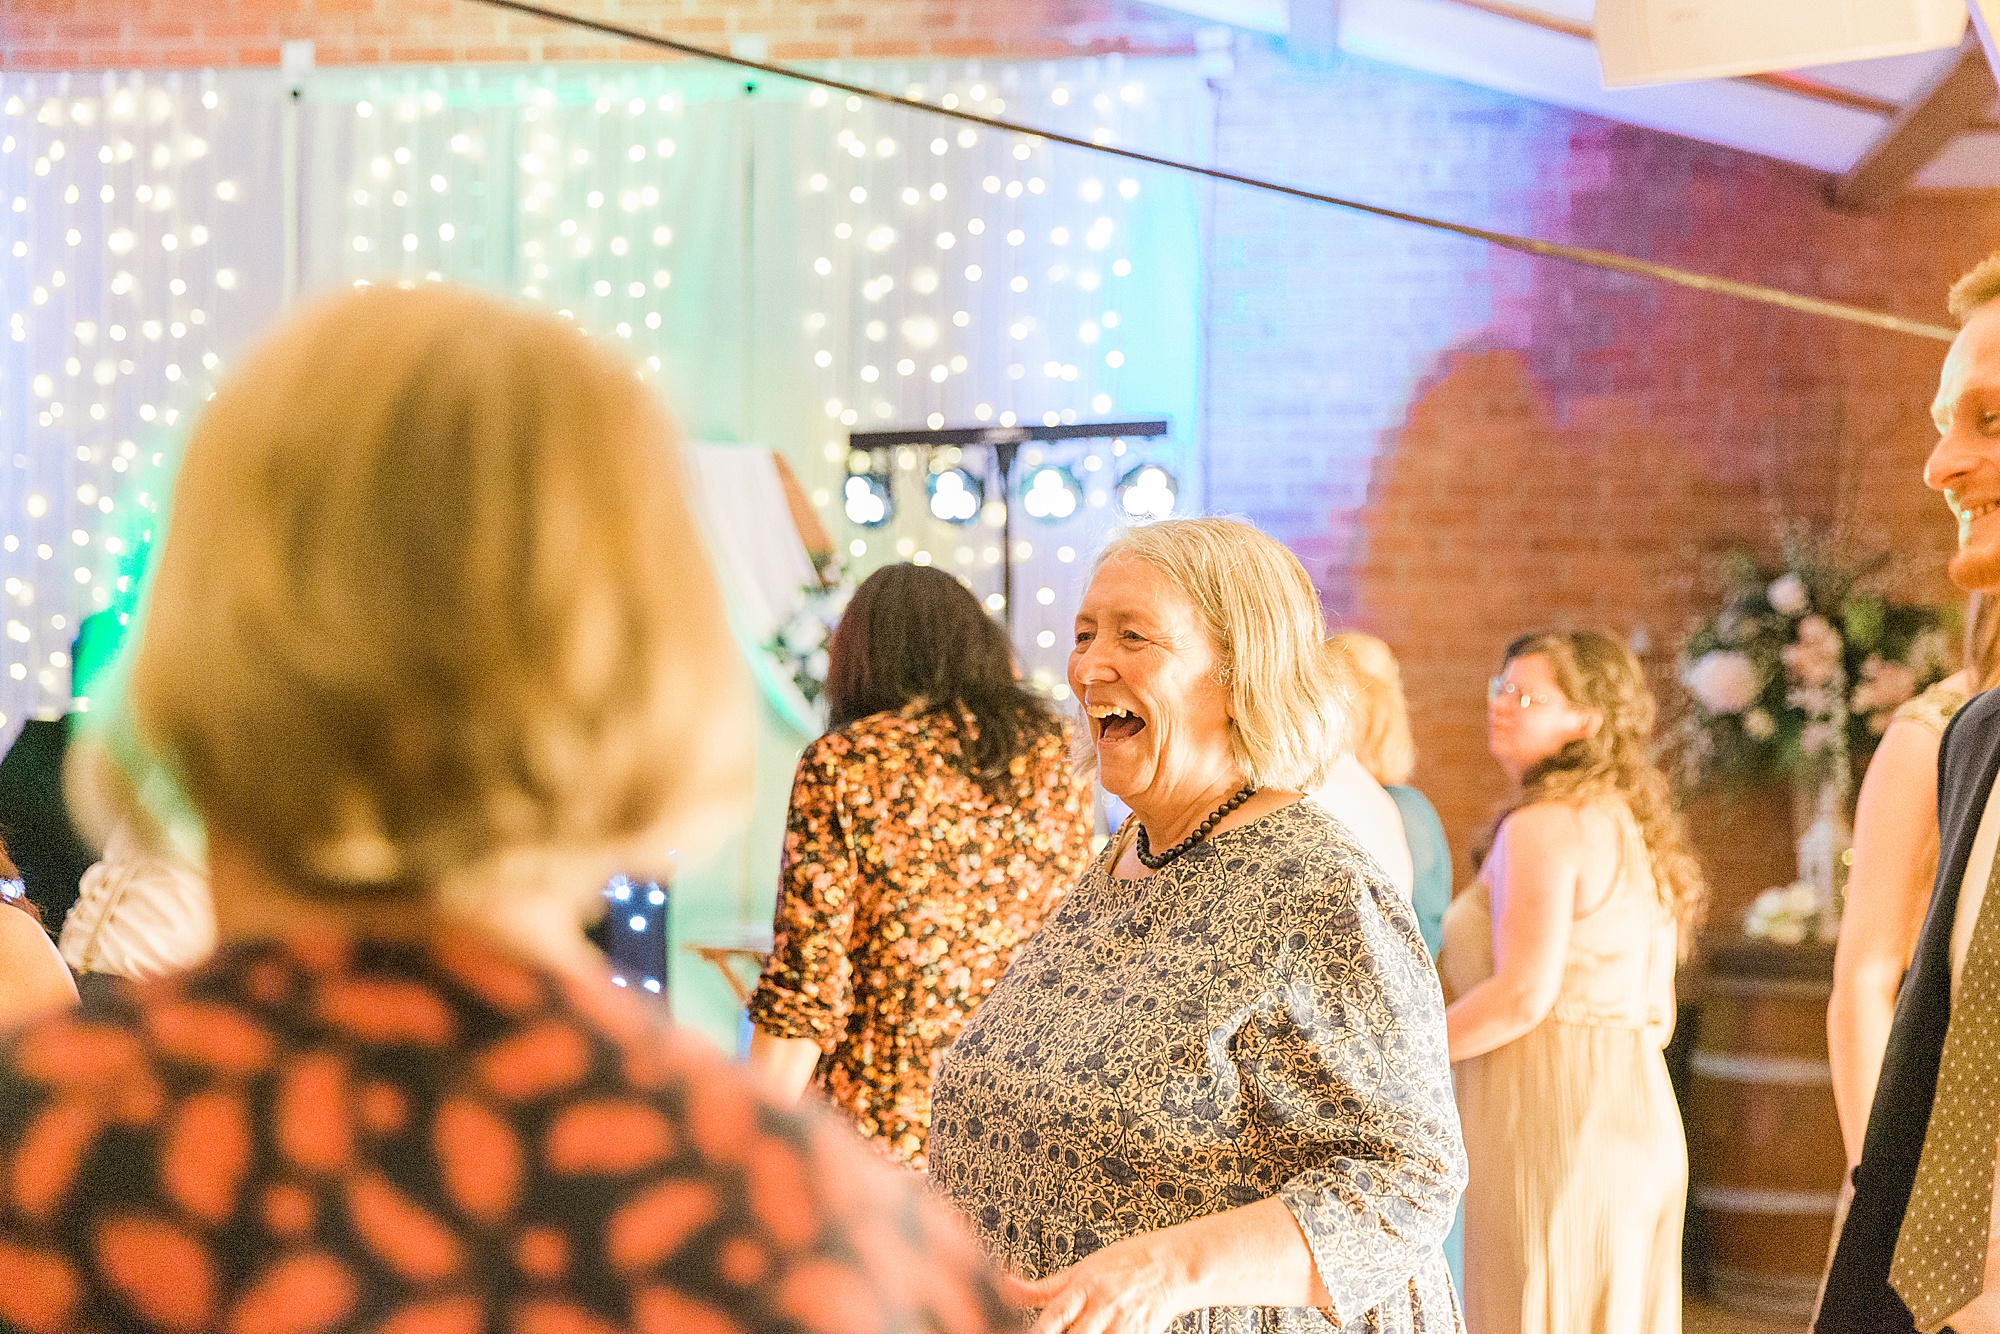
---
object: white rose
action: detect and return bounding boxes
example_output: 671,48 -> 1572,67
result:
1685,650 -> 1760,715
1767,573 -> 1809,616
1742,707 -> 1776,740
1767,917 -> 1808,945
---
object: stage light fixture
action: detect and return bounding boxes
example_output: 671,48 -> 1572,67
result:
843,473 -> 892,527
1117,463 -> 1178,520
928,467 -> 983,525
1021,465 -> 1083,523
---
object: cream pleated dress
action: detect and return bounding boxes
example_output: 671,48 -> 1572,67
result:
1439,811 -> 1685,1334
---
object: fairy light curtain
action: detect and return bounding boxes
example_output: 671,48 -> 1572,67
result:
0,59 -> 1207,1046
0,71 -> 288,735
296,58 -> 1210,702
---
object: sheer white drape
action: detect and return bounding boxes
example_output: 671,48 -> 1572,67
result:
0,60 -> 1211,1045
294,59 -> 1210,697
0,71 -> 287,733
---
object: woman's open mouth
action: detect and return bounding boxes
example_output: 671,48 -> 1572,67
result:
1087,703 -> 1147,742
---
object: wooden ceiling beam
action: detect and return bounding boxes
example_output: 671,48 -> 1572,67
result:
1437,0 -> 1997,126
1829,35 -> 1997,211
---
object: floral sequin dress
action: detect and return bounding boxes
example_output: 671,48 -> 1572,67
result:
928,801 -> 1466,1334
748,708 -> 1093,1169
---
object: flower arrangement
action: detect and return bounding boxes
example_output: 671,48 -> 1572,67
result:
763,577 -> 854,709
1742,882 -> 1839,946
1677,536 -> 1956,795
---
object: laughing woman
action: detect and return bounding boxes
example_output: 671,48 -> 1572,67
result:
928,518 -> 1465,1334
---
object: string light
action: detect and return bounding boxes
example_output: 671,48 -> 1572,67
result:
0,71 -> 235,726
3,60 -> 1195,730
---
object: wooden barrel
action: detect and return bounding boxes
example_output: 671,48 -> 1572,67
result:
1689,939 -> 1846,1320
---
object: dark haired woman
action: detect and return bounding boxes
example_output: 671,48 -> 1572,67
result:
1440,631 -> 1706,1334
747,562 -> 1092,1169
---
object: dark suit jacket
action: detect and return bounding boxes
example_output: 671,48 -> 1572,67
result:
1819,685 -> 2000,1334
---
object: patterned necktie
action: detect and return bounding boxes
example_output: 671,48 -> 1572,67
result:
1892,851 -> 2000,1333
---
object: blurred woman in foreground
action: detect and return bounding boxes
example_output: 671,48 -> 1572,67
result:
0,285 -> 1013,1333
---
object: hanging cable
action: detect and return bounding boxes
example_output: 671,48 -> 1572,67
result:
462,0 -> 1958,345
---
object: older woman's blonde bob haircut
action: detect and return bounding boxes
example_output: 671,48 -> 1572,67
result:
1326,632 -> 1417,786
1092,517 -> 1344,792
119,284 -> 751,898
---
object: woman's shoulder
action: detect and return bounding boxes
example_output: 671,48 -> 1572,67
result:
1493,795 -> 1616,851
807,708 -> 943,764
1892,674 -> 1974,737
1219,800 -> 1392,888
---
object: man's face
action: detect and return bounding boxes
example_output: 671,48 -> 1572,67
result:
1928,301 -> 2000,591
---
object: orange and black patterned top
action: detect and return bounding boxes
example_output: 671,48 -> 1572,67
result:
747,708 -> 1092,1170
0,924 -> 1019,1334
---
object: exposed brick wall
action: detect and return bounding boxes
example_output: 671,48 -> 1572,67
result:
0,0 -> 1199,68
13,2 -> 1996,935
1202,44 -> 1990,932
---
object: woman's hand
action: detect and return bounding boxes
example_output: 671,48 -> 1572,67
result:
1000,1233 -> 1193,1334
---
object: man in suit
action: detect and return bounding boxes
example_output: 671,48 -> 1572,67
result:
1821,255 -> 2000,1334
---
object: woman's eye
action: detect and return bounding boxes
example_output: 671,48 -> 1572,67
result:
1073,631 -> 1093,646
1121,630 -> 1146,643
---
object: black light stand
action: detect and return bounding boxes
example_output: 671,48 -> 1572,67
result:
846,419 -> 1171,629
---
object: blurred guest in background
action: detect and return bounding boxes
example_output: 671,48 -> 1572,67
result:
1442,630 -> 1704,1334
0,285 -> 1016,1334
931,518 -> 1463,1334
1828,593 -> 2000,1173
1326,629 -> 1459,1292
746,561 -> 1092,1170
1306,698 -> 1415,901
58,815 -> 214,1004
0,612 -> 119,927
1325,631 -> 1451,953
0,838 -> 77,1032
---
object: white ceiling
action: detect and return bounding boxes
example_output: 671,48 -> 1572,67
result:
1143,0 -> 2000,189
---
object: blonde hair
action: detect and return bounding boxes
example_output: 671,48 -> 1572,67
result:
1950,253 -> 2000,324
1091,518 -> 1343,792
109,284 -> 750,898
1326,632 -> 1416,786
1495,630 -> 1707,951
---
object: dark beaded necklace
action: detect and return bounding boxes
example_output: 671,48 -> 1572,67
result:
1134,783 -> 1257,871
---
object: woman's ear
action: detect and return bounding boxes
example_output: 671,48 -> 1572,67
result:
1574,708 -> 1605,741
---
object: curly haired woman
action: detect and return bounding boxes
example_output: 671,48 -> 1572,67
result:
1440,630 -> 1707,1334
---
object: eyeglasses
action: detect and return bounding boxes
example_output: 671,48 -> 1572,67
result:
1487,676 -> 1563,710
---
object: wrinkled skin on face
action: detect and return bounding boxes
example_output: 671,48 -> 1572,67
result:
1068,557 -> 1242,831
1929,301 -> 2000,592
1485,652 -> 1600,785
